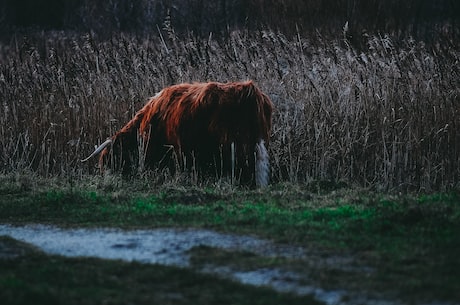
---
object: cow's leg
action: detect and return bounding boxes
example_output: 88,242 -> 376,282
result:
255,139 -> 269,187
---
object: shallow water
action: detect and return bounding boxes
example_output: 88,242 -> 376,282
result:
0,224 -> 303,266
0,224 -> 403,305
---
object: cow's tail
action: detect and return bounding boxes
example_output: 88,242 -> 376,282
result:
81,138 -> 113,162
255,139 -> 269,187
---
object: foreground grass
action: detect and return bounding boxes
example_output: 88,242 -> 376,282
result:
0,237 -> 315,305
0,174 -> 459,303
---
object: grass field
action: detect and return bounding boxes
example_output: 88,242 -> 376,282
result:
1,174 -> 459,304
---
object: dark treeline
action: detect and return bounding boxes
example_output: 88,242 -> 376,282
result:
1,0 -> 459,40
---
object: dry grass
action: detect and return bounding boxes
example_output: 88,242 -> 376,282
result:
0,30 -> 458,191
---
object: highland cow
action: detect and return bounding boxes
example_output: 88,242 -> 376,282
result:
81,81 -> 273,187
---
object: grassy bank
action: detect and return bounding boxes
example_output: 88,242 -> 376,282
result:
1,175 -> 459,303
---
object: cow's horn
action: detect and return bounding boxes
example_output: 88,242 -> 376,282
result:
81,139 -> 113,162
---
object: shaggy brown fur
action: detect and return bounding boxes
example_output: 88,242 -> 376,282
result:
83,80 -> 273,185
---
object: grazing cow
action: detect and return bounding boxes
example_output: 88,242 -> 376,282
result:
81,81 -> 273,187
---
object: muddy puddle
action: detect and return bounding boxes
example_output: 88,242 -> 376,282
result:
0,224 -> 403,305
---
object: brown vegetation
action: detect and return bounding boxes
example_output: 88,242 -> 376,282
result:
0,30 -> 459,190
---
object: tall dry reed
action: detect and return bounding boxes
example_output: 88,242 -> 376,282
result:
0,30 -> 458,191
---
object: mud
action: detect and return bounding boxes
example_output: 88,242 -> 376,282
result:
0,224 -> 405,305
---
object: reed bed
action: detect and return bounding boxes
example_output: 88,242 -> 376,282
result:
0,30 -> 458,191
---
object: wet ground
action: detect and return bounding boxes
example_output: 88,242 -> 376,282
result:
0,224 -> 448,305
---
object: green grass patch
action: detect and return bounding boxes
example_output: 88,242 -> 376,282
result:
0,175 -> 459,303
